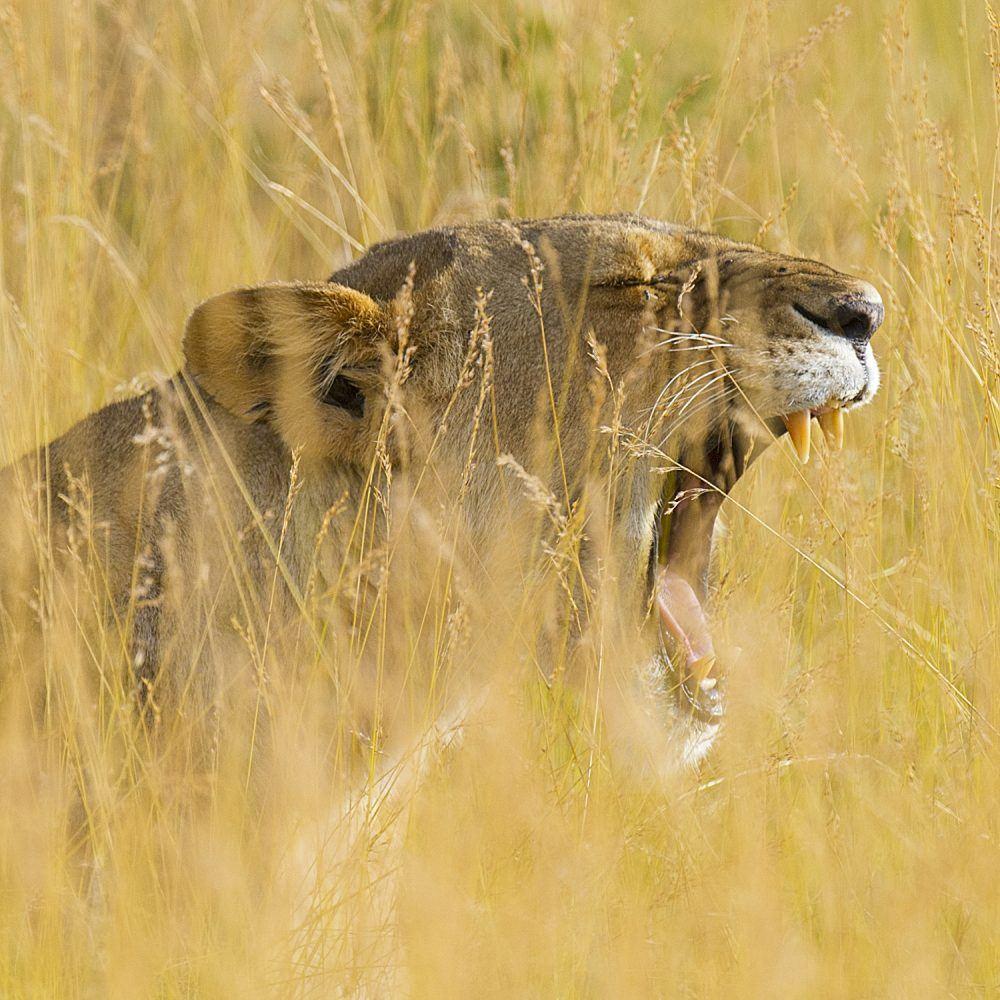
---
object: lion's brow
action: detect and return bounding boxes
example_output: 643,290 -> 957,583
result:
592,272 -> 686,289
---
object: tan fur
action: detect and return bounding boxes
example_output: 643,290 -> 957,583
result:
184,283 -> 390,462
0,214 -> 883,751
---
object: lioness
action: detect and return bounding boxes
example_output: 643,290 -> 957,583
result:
1,214 -> 883,762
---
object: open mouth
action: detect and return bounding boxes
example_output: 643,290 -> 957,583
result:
650,398 -> 855,725
649,472 -> 727,727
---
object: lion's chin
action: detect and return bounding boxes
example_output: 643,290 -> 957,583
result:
630,648 -> 723,772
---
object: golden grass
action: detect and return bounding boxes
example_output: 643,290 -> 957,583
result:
1,0 -> 998,995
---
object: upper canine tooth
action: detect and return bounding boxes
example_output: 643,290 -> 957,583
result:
818,408 -> 845,451
782,410 -> 811,463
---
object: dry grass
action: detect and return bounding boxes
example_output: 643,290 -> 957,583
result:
0,0 -> 998,996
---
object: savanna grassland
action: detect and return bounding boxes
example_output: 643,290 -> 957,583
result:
0,0 -> 998,996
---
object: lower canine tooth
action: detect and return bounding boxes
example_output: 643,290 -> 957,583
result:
689,656 -> 717,686
782,410 -> 811,463
818,408 -> 844,450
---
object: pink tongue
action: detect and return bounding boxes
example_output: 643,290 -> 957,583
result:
655,568 -> 716,669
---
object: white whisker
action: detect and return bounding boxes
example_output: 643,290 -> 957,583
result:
675,371 -> 733,415
642,358 -> 721,427
649,365 -> 728,422
657,387 -> 737,445
650,326 -> 732,346
646,377 -> 732,444
648,343 -> 733,353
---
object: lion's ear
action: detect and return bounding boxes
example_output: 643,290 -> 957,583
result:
183,282 -> 390,460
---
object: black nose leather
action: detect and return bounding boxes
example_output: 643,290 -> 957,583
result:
831,298 -> 884,344
793,296 -> 884,345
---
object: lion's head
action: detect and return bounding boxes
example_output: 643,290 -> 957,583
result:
183,214 -> 884,753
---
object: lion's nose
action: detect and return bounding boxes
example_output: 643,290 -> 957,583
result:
831,288 -> 884,345
793,285 -> 884,346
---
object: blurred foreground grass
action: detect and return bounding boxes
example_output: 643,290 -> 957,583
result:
0,0 -> 998,995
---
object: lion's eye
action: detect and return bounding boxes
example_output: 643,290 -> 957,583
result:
320,372 -> 365,418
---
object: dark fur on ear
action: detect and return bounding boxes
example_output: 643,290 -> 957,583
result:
183,282 -> 389,460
